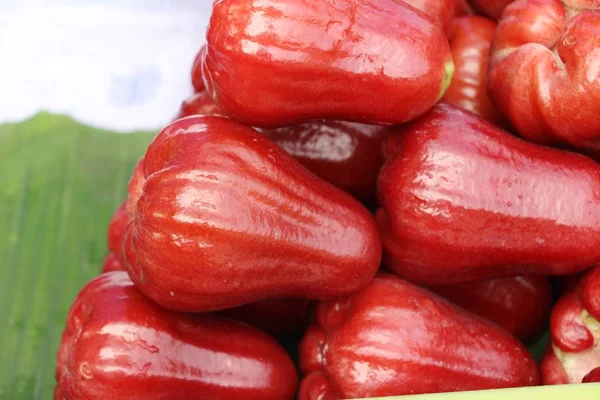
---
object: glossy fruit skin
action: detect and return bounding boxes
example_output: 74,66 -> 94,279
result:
431,276 -> 552,343
298,274 -> 539,399
488,0 -> 600,150
178,92 -> 388,204
378,103 -> 600,285
101,253 -> 125,273
118,151 -> 311,335
220,298 -> 310,336
203,0 -> 454,128
124,116 -> 381,312
540,267 -> 600,384
468,0 -> 514,19
191,45 -> 205,93
442,16 -> 504,126
55,271 -> 298,400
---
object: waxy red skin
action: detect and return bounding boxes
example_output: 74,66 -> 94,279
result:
220,298 -> 310,336
298,274 -> 539,399
191,45 -> 206,93
203,0 -> 454,128
178,91 -> 388,204
488,0 -> 600,150
468,0 -> 514,19
442,16 -> 504,126
55,271 -> 298,400
101,253 -> 125,273
124,116 -> 381,312
540,267 -> 600,384
109,154 -> 311,335
431,276 -> 552,344
377,103 -> 600,286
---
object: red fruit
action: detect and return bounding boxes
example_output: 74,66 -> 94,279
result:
469,0 -> 514,19
442,16 -> 505,126
431,276 -> 552,343
203,0 -> 454,127
55,272 -> 298,399
106,202 -> 128,255
298,274 -> 539,399
378,103 -> 600,285
541,267 -> 600,384
190,45 -> 205,93
220,298 -> 310,336
178,93 -> 388,203
100,252 -> 125,273
124,116 -> 381,312
488,0 -> 600,150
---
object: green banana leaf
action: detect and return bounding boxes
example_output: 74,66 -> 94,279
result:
0,113 -> 154,398
0,113 -> 598,399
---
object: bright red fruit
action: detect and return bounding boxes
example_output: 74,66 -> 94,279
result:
55,272 -> 298,400
202,0 -> 454,127
431,276 -> 552,343
488,0 -> 600,150
178,93 -> 388,204
101,253 -> 125,273
442,16 -> 504,126
378,103 -> 600,285
468,0 -> 514,19
298,274 -> 539,399
124,116 -> 381,312
541,267 -> 600,384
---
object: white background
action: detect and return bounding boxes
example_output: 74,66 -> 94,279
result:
0,0 -> 212,131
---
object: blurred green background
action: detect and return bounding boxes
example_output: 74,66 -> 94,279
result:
0,114 -> 153,398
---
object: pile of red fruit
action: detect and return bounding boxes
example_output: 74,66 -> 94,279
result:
55,0 -> 600,399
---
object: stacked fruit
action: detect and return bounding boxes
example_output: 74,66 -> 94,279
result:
55,0 -> 600,399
